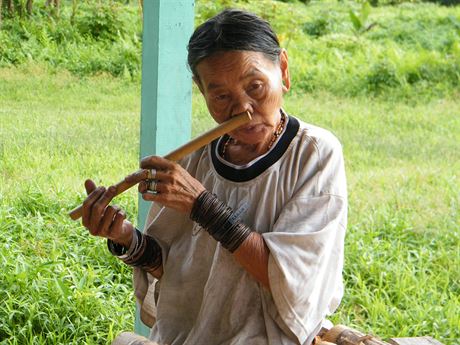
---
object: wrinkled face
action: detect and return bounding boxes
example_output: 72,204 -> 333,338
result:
194,50 -> 290,147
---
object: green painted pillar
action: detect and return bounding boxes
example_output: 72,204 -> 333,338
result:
136,0 -> 195,336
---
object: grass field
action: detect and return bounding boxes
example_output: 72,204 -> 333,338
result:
1,0 -> 460,343
1,65 -> 458,344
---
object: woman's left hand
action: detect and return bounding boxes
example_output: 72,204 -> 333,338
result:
125,156 -> 206,215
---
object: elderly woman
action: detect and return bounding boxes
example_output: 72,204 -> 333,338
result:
82,9 -> 347,345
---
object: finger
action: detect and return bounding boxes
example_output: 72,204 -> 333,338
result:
85,179 -> 97,195
153,181 -> 168,194
144,180 -> 168,195
138,180 -> 149,194
152,170 -> 174,183
141,186 -> 173,204
140,155 -> 176,170
109,210 -> 126,240
151,171 -> 192,196
90,186 -> 117,229
142,191 -> 160,202
129,170 -> 175,190
154,182 -> 183,196
82,186 -> 105,228
97,205 -> 119,237
124,169 -> 150,184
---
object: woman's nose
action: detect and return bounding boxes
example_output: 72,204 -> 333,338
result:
231,94 -> 253,116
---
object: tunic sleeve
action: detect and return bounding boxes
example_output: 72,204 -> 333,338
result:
262,133 -> 347,344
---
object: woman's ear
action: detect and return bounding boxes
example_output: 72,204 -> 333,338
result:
279,49 -> 291,94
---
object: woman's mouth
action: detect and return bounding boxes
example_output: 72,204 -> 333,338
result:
237,123 -> 263,132
238,123 -> 263,133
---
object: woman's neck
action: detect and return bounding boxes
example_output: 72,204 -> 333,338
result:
224,139 -> 270,165
222,111 -> 286,165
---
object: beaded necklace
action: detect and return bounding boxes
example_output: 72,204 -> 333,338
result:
221,112 -> 286,160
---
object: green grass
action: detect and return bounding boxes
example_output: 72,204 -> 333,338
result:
1,65 -> 459,344
0,66 -> 140,344
1,0 -> 460,343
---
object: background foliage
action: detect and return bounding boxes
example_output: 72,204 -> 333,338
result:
0,0 -> 459,344
0,0 -> 142,79
0,0 -> 459,98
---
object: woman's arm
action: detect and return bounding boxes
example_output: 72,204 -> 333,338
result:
233,232 -> 270,289
145,261 -> 164,279
126,156 -> 271,286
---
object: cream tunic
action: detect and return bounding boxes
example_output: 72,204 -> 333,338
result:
133,115 -> 347,345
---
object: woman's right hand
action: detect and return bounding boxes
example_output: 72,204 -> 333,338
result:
82,179 -> 134,248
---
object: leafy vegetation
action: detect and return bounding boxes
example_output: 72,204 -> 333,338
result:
238,0 -> 460,100
1,0 -> 459,344
0,1 -> 142,79
1,0 -> 459,98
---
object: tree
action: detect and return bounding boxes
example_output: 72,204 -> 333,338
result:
5,0 -> 14,15
46,0 -> 60,17
7,0 -> 13,12
1,0 -> 31,19
26,0 -> 33,15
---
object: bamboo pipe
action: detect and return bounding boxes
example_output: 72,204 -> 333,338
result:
322,325 -> 391,345
68,111 -> 252,221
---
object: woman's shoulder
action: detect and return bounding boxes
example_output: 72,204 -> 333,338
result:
287,116 -> 346,198
291,116 -> 343,158
296,118 -> 342,148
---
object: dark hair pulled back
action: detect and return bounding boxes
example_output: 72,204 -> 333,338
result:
187,9 -> 281,77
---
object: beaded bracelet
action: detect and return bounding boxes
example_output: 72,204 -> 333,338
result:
107,229 -> 162,272
190,191 -> 252,253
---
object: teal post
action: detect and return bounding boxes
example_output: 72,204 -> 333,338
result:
136,0 -> 195,336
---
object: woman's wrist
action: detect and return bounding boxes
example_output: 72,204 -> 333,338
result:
110,220 -> 134,248
190,191 -> 252,252
107,228 -> 162,272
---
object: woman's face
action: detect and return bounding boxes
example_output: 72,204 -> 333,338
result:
194,50 -> 290,147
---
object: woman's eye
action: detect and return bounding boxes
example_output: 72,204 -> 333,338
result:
247,83 -> 264,97
248,83 -> 264,95
214,94 -> 229,101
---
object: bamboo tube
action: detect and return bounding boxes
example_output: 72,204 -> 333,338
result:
322,325 -> 391,345
68,111 -> 252,221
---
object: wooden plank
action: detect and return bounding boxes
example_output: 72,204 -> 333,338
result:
388,337 -> 444,345
135,0 -> 195,337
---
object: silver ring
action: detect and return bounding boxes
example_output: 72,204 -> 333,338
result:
147,168 -> 157,180
148,179 -> 157,193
